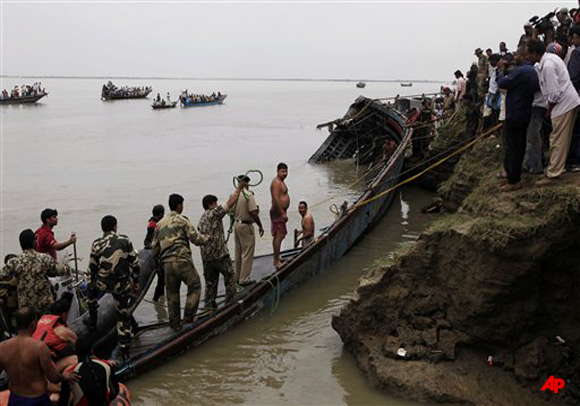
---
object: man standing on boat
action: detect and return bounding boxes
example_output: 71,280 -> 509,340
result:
35,208 -> 77,261
1,230 -> 70,314
144,204 -> 165,302
270,163 -> 290,269
86,215 -> 140,357
152,194 -> 210,331
233,175 -> 264,286
198,184 -> 244,309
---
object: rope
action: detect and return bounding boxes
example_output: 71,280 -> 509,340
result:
225,169 -> 264,243
264,274 -> 281,315
351,123 -> 503,209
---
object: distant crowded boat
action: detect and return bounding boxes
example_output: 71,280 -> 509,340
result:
400,82 -> 413,87
101,81 -> 152,100
0,83 -> 47,104
356,82 -> 366,88
179,91 -> 227,107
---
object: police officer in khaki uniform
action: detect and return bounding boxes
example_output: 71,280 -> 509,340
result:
152,194 -> 209,331
232,175 -> 264,286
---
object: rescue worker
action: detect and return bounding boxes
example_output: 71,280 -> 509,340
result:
232,176 -> 264,286
198,182 -> 244,310
144,204 -> 165,302
0,229 -> 70,314
86,215 -> 140,357
35,208 -> 77,261
152,194 -> 209,331
0,254 -> 18,333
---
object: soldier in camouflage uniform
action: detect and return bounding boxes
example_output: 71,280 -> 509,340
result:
87,215 -> 140,355
0,230 -> 70,314
152,194 -> 209,331
0,254 -> 19,332
198,183 -> 244,309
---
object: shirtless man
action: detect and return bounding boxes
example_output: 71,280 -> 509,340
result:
296,201 -> 315,248
0,307 -> 78,406
270,163 -> 290,269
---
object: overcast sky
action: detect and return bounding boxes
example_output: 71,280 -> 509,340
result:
1,1 -> 575,81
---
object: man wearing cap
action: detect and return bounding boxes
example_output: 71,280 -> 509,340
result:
35,209 -> 76,261
232,175 -> 264,285
475,48 -> 489,101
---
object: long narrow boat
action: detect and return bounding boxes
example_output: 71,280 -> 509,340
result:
180,94 -> 227,107
114,97 -> 411,381
0,93 -> 48,104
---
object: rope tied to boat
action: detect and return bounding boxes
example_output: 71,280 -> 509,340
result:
264,274 -> 281,315
225,169 -> 264,243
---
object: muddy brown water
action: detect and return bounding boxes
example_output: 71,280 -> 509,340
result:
2,79 -> 440,405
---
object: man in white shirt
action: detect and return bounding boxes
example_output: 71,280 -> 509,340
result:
527,39 -> 580,184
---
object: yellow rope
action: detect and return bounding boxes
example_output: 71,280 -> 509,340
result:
350,122 -> 503,209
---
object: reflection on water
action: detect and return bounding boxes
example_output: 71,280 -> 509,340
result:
129,186 -> 434,406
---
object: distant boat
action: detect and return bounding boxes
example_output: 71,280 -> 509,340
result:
356,82 -> 366,88
102,81 -> 152,100
152,100 -> 177,109
180,94 -> 227,107
0,92 -> 47,105
400,83 -> 413,87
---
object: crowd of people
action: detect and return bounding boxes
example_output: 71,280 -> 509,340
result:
101,81 -> 151,99
0,164 -> 316,404
179,90 -> 223,104
1,83 -> 45,99
440,6 -> 580,191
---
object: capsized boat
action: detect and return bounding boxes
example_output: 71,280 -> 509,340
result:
356,82 -> 366,88
112,97 -> 411,381
400,82 -> 413,87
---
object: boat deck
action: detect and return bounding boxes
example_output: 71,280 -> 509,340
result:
125,250 -> 298,359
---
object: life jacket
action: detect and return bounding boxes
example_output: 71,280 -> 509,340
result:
31,314 -> 68,357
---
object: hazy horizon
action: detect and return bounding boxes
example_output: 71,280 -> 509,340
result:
2,1 -> 574,82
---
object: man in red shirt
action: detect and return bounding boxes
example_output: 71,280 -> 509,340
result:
35,209 -> 76,261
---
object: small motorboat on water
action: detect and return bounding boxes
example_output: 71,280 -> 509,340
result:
179,91 -> 227,107
152,93 -> 177,109
356,82 -> 366,88
400,82 -> 413,87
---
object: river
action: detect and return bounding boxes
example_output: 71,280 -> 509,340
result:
1,78 -> 438,405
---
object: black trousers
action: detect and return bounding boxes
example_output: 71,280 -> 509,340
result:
503,120 -> 529,184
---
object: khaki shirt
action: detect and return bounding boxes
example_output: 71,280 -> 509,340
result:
233,190 -> 258,222
153,211 -> 208,264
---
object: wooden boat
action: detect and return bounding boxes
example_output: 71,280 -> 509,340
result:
101,82 -> 152,101
0,93 -> 47,104
112,97 -> 411,381
400,82 -> 413,87
180,94 -> 227,107
356,82 -> 366,88
152,101 -> 177,109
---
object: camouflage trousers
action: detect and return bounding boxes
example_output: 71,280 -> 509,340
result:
163,260 -> 201,329
87,278 -> 134,352
202,255 -> 236,310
